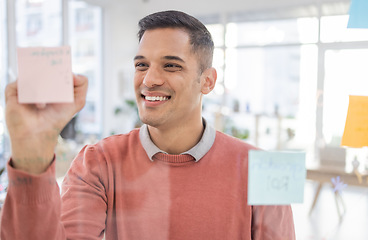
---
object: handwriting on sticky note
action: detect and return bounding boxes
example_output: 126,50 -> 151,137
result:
341,95 -> 368,148
248,150 -> 306,205
348,0 -> 368,28
17,46 -> 73,103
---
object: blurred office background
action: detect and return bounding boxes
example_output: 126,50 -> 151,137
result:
1,0 -> 368,239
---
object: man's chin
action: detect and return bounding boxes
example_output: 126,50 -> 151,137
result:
140,117 -> 161,128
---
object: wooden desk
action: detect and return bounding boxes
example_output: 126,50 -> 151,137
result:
307,165 -> 368,216
307,166 -> 368,186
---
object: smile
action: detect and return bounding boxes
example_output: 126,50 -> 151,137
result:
143,95 -> 170,101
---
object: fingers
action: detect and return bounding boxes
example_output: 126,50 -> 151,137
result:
6,81 -> 47,109
35,103 -> 46,109
5,81 -> 18,104
5,75 -> 87,113
72,74 -> 88,111
73,74 -> 88,88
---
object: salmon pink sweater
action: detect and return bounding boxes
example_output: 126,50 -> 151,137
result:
1,127 -> 295,240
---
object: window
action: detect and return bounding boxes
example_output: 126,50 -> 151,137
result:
320,13 -> 368,169
226,18 -> 318,47
206,17 -> 318,154
321,15 -> 368,43
12,0 -> 103,138
69,0 -> 103,137
205,24 -> 225,97
15,0 -> 62,47
225,46 -> 307,117
323,49 -> 368,146
1,0 -> 104,177
204,5 -> 368,164
321,15 -> 368,147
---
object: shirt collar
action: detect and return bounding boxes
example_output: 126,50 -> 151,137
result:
139,118 -> 216,162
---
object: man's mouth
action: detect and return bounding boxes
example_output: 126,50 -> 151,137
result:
143,95 -> 171,102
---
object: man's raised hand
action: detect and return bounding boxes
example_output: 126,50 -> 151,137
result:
5,74 -> 88,174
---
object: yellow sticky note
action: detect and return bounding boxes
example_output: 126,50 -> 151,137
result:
341,95 -> 368,148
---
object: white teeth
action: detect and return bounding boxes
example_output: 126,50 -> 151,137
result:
145,96 -> 169,101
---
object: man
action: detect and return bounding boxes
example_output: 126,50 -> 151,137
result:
1,10 -> 295,239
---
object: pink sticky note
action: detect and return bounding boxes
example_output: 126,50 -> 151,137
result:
17,46 -> 73,103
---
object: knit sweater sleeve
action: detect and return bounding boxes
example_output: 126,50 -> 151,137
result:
60,144 -> 108,239
1,144 -> 108,240
251,205 -> 296,240
1,157 -> 66,240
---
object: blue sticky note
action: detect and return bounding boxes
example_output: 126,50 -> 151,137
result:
248,150 -> 306,205
348,0 -> 368,28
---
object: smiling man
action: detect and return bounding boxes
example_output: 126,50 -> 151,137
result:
1,10 -> 295,240
134,27 -> 215,155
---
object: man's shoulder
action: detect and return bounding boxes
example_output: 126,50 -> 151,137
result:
88,128 -> 141,153
80,128 -> 144,161
100,128 -> 140,144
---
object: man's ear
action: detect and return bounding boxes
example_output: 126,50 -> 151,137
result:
200,67 -> 217,95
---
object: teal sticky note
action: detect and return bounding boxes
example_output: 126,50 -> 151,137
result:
248,150 -> 306,205
348,0 -> 368,28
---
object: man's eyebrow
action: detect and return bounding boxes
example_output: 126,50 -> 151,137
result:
134,55 -> 185,62
134,55 -> 145,61
162,55 -> 185,63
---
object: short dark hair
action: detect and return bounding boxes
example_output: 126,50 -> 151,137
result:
138,10 -> 214,73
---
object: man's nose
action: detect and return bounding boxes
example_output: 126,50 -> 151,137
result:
143,67 -> 164,88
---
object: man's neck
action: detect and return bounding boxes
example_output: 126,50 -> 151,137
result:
147,118 -> 204,155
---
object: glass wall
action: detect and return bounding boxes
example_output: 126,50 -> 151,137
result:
320,15 -> 368,43
204,6 -> 368,165
321,15 -> 368,147
206,17 -> 318,156
323,49 -> 368,146
0,0 -> 7,205
15,0 -> 62,47
69,0 -> 103,137
1,0 -> 104,178
12,0 -> 103,139
0,0 -> 7,166
226,18 -> 318,46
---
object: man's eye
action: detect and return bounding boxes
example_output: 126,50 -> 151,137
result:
135,62 -> 148,70
164,63 -> 182,71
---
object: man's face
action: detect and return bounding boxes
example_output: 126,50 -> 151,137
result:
134,28 -> 204,129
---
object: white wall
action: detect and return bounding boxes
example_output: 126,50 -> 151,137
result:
102,0 -> 141,136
